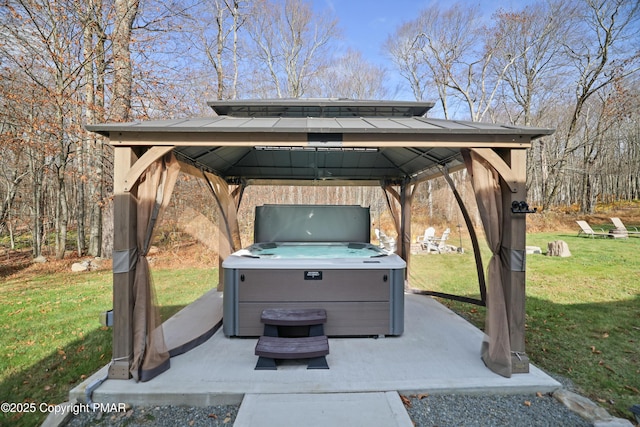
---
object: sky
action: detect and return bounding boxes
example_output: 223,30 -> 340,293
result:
310,0 -> 530,66
308,0 -> 531,101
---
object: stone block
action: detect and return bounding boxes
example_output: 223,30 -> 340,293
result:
547,240 -> 571,257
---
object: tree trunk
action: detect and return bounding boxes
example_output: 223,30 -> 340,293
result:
28,144 -> 45,258
101,0 -> 138,259
77,130 -> 86,258
0,170 -> 26,235
111,0 -> 139,122
88,140 -> 105,257
83,4 -> 107,257
54,96 -> 69,260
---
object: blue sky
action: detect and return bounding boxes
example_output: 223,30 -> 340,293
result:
309,0 -> 531,101
310,0 -> 530,66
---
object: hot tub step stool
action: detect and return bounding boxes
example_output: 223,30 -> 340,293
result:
255,308 -> 329,370
255,336 -> 329,369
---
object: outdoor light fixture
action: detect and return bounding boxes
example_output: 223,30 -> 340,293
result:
511,201 -> 537,214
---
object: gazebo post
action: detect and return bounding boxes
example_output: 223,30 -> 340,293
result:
109,147 -> 139,379
400,181 -> 414,272
500,148 -> 529,373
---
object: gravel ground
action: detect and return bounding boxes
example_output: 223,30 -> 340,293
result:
64,373 -> 595,427
64,392 -> 593,427
65,404 -> 239,427
402,392 -> 591,427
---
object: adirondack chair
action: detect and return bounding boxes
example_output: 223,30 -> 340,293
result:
425,228 -> 451,253
417,227 -> 436,250
374,229 -> 397,253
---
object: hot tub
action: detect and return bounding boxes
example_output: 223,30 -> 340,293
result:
222,241 -> 406,337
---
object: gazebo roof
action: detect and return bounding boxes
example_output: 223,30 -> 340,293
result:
207,98 -> 435,118
87,99 -> 554,184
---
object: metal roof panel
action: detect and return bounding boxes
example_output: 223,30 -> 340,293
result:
86,99 -> 555,184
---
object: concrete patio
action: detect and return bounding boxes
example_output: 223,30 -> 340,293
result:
71,292 -> 561,409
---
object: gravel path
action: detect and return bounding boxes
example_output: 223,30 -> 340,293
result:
65,404 -> 239,427
403,392 -> 591,427
64,392 -> 593,427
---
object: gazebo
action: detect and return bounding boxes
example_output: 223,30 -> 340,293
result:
87,99 -> 554,382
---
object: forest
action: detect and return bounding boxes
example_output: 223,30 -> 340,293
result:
1,0 -> 639,259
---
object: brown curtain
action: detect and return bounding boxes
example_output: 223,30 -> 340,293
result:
202,172 -> 242,290
462,149 -> 512,377
131,152 -> 180,382
202,172 -> 242,253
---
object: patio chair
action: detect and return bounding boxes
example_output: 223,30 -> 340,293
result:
425,228 -> 451,253
374,229 -> 397,253
610,217 -> 640,236
576,220 -> 609,238
417,227 -> 436,250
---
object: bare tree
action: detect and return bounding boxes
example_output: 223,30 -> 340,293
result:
246,0 -> 339,98
1,0 -> 91,259
383,20 -> 431,102
490,2 -> 573,206
493,2 -> 571,126
316,49 -> 389,99
540,0 -> 640,209
80,0 -> 108,256
182,0 -> 248,100
0,114 -> 29,239
386,4 -> 484,119
111,0 -> 139,122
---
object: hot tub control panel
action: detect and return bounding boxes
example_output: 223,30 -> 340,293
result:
304,271 -> 322,280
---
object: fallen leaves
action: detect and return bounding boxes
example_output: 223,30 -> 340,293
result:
597,360 -> 616,373
400,394 -> 412,408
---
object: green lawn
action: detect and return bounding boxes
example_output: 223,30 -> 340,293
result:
410,232 -> 640,421
1,233 -> 638,425
0,265 -> 216,427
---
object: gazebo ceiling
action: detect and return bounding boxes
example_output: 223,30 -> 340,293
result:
87,99 -> 554,185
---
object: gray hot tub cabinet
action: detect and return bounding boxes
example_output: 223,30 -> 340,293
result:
222,205 -> 406,337
222,255 -> 405,337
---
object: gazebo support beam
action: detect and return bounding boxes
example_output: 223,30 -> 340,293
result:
471,148 -> 519,193
499,148 -> 529,373
379,180 -> 414,278
123,146 -> 175,192
400,181 -> 414,270
110,147 -> 139,379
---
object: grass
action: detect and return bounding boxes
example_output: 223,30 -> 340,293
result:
0,258 -> 216,427
1,232 -> 639,425
410,232 -> 640,421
